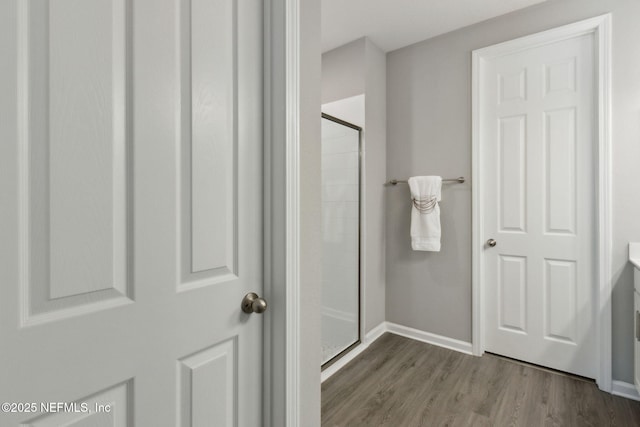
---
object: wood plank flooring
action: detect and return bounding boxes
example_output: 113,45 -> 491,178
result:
322,333 -> 640,426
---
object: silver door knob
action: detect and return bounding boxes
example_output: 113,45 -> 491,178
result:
241,292 -> 268,314
487,239 -> 497,247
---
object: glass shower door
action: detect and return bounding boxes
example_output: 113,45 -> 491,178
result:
321,114 -> 361,367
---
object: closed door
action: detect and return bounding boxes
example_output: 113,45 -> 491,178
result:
0,0 -> 263,425
480,33 -> 596,378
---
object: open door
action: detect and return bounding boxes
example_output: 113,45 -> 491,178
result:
0,0 -> 264,425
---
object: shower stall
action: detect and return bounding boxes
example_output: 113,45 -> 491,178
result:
321,113 -> 361,368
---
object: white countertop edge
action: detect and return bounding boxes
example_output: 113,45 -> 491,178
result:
629,243 -> 640,269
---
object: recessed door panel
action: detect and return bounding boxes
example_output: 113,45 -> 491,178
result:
188,0 -> 237,276
544,259 -> 577,343
498,115 -> 527,233
544,58 -> 576,96
498,255 -> 527,333
19,0 -> 133,325
498,69 -> 527,104
22,381 -> 132,427
178,339 -> 237,427
544,108 -> 577,235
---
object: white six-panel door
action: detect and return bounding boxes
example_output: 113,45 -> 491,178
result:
0,0 -> 263,425
480,33 -> 597,378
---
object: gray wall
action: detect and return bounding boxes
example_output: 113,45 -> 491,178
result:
386,0 -> 640,382
322,38 -> 387,334
301,0 -> 321,424
322,38 -> 365,104
363,39 -> 387,333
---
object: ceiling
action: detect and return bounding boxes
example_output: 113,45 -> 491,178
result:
322,0 -> 548,53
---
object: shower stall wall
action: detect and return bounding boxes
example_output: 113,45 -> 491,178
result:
321,114 -> 361,367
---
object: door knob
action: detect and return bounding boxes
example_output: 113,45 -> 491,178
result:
241,292 -> 268,314
487,239 -> 497,247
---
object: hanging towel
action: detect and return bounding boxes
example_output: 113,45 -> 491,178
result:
408,176 -> 442,251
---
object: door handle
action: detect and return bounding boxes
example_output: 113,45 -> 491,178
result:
636,311 -> 640,341
241,292 -> 268,314
487,239 -> 497,247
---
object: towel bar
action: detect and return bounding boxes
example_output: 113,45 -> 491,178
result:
386,177 -> 465,185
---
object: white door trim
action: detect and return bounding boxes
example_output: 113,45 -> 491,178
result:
284,0 -> 301,424
263,0 -> 302,425
471,14 -> 612,392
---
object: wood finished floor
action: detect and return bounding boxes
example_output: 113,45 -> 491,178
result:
322,333 -> 640,427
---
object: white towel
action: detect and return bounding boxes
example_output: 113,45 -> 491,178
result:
408,176 -> 442,251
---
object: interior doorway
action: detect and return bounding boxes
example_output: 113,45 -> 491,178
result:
472,14 -> 612,390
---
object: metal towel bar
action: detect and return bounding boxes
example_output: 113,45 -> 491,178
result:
386,177 -> 465,185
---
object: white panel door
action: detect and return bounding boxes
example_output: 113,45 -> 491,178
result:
481,33 -> 596,378
0,0 -> 263,425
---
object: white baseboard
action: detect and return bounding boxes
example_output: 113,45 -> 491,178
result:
322,321 -> 636,403
321,321 -> 474,382
611,380 -> 640,401
385,322 -> 473,355
364,321 -> 387,344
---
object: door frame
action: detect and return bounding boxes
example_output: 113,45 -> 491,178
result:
264,0 -> 304,425
471,14 -> 612,391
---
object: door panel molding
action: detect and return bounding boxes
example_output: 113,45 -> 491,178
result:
177,337 -> 238,426
22,380 -> 133,426
284,0 -> 301,424
472,14 -> 612,392
17,0 -> 134,327
177,0 -> 239,292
